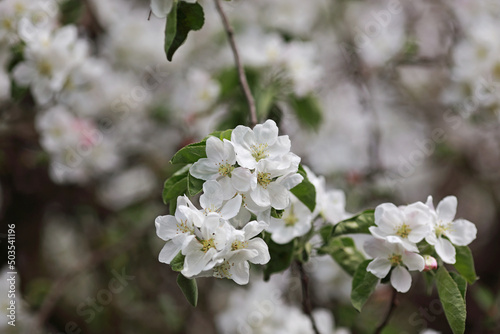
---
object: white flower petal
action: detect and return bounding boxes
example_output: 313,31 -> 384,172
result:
155,215 -> 180,240
278,173 -> 303,190
435,237 -> 456,264
219,176 -> 237,200
190,158 -> 219,180
267,183 -> 289,210
222,139 -> 236,164
375,203 -> 404,233
391,266 -> 412,293
150,0 -> 173,18
447,219 -> 477,246
436,196 -> 457,222
230,167 -> 253,192
250,185 -> 271,208
364,238 -> 391,258
425,195 -> 435,210
243,220 -> 268,239
408,224 -> 432,243
200,180 -> 223,210
229,261 -> 250,285
367,258 -> 392,278
158,240 -> 182,264
12,63 -> 36,86
206,136 -> 226,163
220,194 -> 242,220
182,241 -> 217,277
254,119 -> 278,146
401,252 -> 425,271
267,135 -> 291,158
246,238 -> 270,264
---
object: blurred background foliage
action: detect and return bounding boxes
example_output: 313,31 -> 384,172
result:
1,0 -> 500,333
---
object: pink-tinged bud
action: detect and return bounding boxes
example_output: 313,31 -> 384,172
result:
423,255 -> 438,271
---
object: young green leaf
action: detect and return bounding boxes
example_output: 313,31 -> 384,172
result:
449,271 -> 467,300
263,238 -> 294,281
170,252 -> 185,272
436,266 -> 466,334
187,173 -> 204,196
319,236 -> 365,276
331,210 -> 375,237
207,129 -> 232,141
290,164 -> 316,212
162,165 -> 190,204
176,274 -> 198,307
288,94 -> 322,130
351,260 -> 379,312
453,246 -> 478,284
170,142 -> 207,164
165,1 -> 205,61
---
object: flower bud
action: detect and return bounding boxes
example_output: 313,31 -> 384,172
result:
423,255 -> 438,271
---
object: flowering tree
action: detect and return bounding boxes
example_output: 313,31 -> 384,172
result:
152,1 -> 478,333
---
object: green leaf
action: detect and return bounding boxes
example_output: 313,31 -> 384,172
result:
319,237 -> 365,276
453,246 -> 478,284
165,1 -> 204,61
162,165 -> 190,204
331,210 -> 375,237
263,238 -> 294,281
436,266 -> 466,334
288,94 -> 322,130
171,252 -> 185,272
351,260 -> 379,312
291,164 -> 316,213
170,142 -> 207,164
319,225 -> 334,243
176,274 -> 198,307
187,173 -> 204,196
207,129 -> 232,141
449,271 -> 467,300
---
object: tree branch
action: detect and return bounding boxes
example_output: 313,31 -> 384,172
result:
213,0 -> 257,128
296,261 -> 321,334
374,288 -> 398,334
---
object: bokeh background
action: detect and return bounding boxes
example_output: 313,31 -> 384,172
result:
1,0 -> 500,333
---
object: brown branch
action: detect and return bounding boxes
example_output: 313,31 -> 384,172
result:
374,288 -> 398,334
34,224 -> 150,331
296,261 -> 321,334
213,0 -> 257,128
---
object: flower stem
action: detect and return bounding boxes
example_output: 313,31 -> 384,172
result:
296,261 -> 321,334
374,288 -> 398,334
213,0 -> 258,128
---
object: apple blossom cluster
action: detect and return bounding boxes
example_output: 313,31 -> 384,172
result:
364,196 -> 477,293
155,120 -> 328,283
155,186 -> 270,285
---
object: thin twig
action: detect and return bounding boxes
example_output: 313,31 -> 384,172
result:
374,288 -> 398,334
296,261 -> 321,334
34,224 -> 150,330
213,0 -> 257,128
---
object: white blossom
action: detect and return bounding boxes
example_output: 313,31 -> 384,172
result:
190,136 -> 253,199
267,193 -> 312,244
231,119 -> 291,170
365,238 -> 425,293
370,202 -> 432,252
424,196 -> 477,264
